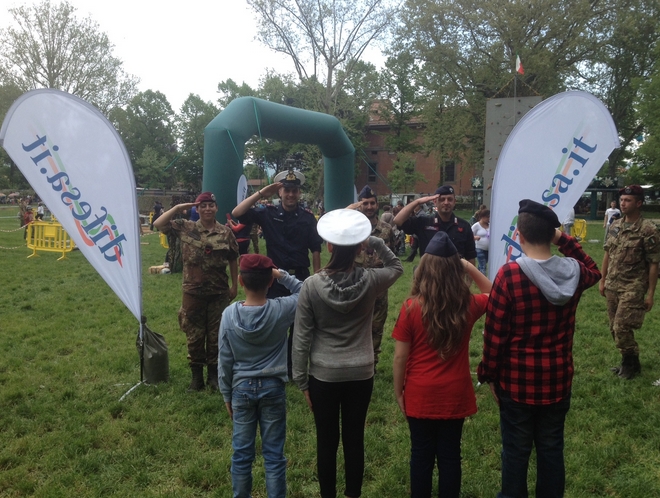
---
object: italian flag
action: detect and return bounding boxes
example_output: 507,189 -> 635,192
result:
516,54 -> 524,75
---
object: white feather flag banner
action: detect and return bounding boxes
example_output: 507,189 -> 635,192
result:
0,89 -> 142,322
489,91 -> 620,280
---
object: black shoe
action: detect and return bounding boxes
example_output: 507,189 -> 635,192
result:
187,365 -> 205,392
207,364 -> 219,392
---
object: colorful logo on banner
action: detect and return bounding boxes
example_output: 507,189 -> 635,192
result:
22,134 -> 126,265
501,129 -> 598,265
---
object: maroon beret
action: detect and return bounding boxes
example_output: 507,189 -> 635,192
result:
618,185 -> 643,197
195,192 -> 216,204
240,254 -> 277,273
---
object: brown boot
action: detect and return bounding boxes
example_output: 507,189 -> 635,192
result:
187,365 -> 205,392
207,364 -> 219,391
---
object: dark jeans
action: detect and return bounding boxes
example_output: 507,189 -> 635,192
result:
407,417 -> 465,498
497,389 -> 571,498
308,375 -> 374,498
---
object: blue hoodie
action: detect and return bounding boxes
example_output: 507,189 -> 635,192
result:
219,272 -> 302,402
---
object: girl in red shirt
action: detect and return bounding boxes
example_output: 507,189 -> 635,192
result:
393,231 -> 491,498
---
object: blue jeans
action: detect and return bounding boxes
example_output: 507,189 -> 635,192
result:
497,389 -> 571,498
231,377 -> 286,498
407,417 -> 465,498
476,249 -> 488,276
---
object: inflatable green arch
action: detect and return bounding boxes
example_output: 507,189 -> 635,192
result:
202,97 -> 355,218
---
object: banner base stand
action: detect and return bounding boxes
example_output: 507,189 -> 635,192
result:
119,381 -> 143,402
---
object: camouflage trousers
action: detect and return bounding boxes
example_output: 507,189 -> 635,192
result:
178,292 -> 229,367
372,292 -> 389,366
605,289 -> 646,355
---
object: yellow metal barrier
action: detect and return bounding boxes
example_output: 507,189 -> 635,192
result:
571,219 -> 587,240
26,221 -> 76,260
160,232 -> 169,249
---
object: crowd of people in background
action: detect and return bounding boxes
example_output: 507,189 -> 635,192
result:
10,176 -> 648,497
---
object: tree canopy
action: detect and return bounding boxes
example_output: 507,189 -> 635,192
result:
0,0 -> 138,114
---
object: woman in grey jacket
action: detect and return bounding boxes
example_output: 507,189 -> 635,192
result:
292,209 -> 403,498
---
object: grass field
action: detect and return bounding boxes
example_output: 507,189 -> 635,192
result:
1,204 -> 660,497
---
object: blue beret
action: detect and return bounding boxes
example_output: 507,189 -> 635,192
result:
358,185 -> 376,200
434,185 -> 455,196
425,231 -> 458,258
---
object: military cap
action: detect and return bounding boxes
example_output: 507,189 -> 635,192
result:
273,169 -> 305,187
434,185 -> 455,196
518,199 -> 560,228
239,254 -> 277,273
618,185 -> 644,197
358,185 -> 376,200
425,231 -> 458,258
195,192 -> 216,204
317,208 -> 372,246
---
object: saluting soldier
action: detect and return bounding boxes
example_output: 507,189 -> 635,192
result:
154,192 -> 239,392
600,185 -> 660,379
347,185 -> 396,371
232,170 -> 323,375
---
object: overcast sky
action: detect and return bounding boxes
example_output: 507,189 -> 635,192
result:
1,0 -> 387,112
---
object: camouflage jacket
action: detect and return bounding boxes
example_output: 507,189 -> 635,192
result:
604,216 -> 660,292
355,219 -> 395,269
163,219 -> 239,296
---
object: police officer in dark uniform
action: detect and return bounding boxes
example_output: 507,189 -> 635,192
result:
393,185 -> 476,265
232,170 -> 323,374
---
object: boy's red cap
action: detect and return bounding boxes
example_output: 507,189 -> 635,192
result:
240,254 -> 277,273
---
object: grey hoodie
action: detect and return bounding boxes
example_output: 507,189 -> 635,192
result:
516,255 -> 580,306
218,272 -> 302,402
292,237 -> 403,390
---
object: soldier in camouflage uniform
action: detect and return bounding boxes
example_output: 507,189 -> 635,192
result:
599,185 -> 660,379
154,192 -> 239,392
347,186 -> 396,371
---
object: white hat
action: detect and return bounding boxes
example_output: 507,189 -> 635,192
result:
317,209 -> 372,246
273,169 -> 305,187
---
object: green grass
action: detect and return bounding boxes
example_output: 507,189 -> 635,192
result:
1,205 -> 660,497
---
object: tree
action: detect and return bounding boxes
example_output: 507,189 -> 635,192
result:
247,0 -> 397,114
110,90 -> 176,188
584,0 -> 660,177
0,81 -> 26,189
0,0 -> 138,114
387,154 -> 425,193
175,94 -> 219,191
395,0 -> 609,177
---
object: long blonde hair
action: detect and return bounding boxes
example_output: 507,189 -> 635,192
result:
408,252 -> 472,359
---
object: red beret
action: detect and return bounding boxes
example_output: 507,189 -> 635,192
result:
618,185 -> 643,197
239,254 -> 277,273
195,192 -> 216,204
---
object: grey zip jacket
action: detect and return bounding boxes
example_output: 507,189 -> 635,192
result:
292,236 -> 403,391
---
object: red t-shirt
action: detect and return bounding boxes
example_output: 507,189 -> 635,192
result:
392,293 -> 488,419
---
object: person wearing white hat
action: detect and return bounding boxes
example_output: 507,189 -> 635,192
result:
292,209 -> 403,498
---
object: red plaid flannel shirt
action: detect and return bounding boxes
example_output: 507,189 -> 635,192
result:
477,233 -> 601,404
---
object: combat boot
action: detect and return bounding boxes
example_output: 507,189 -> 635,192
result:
187,365 -> 205,392
617,354 -> 641,380
207,364 -> 219,392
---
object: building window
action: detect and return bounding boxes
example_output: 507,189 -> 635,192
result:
444,161 -> 455,183
368,162 -> 377,182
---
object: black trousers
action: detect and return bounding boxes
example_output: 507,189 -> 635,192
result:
308,375 -> 374,498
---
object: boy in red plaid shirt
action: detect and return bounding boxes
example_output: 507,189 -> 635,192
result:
478,199 -> 601,498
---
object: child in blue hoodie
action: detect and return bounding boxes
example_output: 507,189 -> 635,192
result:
219,254 -> 303,498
